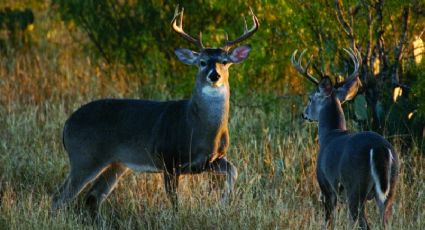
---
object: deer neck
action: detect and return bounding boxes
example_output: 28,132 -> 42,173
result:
318,94 -> 347,146
189,81 -> 230,129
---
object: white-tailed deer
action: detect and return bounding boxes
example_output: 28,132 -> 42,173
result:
52,6 -> 259,213
291,48 -> 399,229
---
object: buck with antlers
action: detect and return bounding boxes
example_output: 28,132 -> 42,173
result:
52,6 -> 259,213
291,48 -> 399,229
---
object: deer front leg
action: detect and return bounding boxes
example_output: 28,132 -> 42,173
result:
208,157 -> 238,204
317,172 -> 337,230
209,131 -> 229,163
217,131 -> 229,158
163,172 -> 180,210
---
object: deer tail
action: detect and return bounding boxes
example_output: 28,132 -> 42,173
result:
370,148 -> 393,203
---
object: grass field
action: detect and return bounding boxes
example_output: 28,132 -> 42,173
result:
0,5 -> 424,230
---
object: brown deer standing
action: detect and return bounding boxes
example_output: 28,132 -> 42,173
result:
291,48 -> 399,229
52,7 -> 259,214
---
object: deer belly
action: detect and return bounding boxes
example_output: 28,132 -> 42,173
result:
178,154 -> 210,174
124,162 -> 162,173
115,145 -> 162,173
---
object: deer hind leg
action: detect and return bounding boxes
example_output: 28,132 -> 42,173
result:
383,199 -> 394,227
85,162 -> 128,214
208,157 -> 238,204
347,192 -> 370,230
163,171 -> 180,210
322,192 -> 337,230
377,186 -> 395,228
52,163 -> 108,213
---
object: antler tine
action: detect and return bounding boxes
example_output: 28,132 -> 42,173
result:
171,6 -> 204,49
224,7 -> 259,49
343,48 -> 361,80
198,32 -> 204,47
291,49 -> 320,85
243,16 -> 248,32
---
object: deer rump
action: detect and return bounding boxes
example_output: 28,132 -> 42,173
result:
318,131 -> 396,201
63,98 -> 226,174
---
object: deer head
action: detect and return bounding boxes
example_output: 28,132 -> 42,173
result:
172,6 -> 259,90
291,48 -> 362,121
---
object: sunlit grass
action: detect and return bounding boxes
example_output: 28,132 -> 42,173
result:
0,92 -> 424,229
0,3 -> 424,229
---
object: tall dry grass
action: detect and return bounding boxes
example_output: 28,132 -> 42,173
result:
0,3 -> 424,230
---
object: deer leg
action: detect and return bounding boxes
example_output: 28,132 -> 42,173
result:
378,188 -> 395,228
348,192 -> 370,230
317,174 -> 337,229
163,171 -> 179,210
52,164 -> 107,213
51,177 -> 70,212
383,199 -> 394,228
85,162 -> 128,215
374,194 -> 387,228
208,157 -> 238,204
320,190 -> 337,229
322,192 -> 337,230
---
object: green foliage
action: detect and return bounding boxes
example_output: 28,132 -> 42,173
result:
407,61 -> 425,141
353,94 -> 368,121
410,62 -> 425,117
51,0 -> 310,97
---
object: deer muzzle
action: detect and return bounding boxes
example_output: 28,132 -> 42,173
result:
207,69 -> 221,83
302,112 -> 313,122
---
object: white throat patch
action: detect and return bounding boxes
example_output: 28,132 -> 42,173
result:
202,85 -> 226,97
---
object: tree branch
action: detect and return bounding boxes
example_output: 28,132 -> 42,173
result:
392,6 -> 410,85
334,0 -> 354,42
374,0 -> 387,81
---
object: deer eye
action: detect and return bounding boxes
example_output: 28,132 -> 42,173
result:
200,60 -> 207,67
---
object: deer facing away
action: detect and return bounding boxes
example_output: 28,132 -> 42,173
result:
52,7 -> 259,213
291,49 -> 399,230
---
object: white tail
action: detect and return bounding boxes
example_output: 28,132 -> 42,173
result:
370,148 -> 393,203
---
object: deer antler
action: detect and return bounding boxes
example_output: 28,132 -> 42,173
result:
171,6 -> 204,49
342,48 -> 361,80
224,7 -> 259,50
291,49 -> 320,85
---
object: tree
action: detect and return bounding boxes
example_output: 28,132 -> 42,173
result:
286,0 -> 424,138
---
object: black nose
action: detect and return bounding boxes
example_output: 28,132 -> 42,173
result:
302,113 -> 313,122
209,71 -> 221,82
301,113 -> 310,121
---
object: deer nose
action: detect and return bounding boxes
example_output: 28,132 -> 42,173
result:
208,70 -> 221,82
302,113 -> 313,122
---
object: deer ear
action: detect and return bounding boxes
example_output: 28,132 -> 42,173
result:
229,45 -> 251,63
335,76 -> 361,103
318,77 -> 333,96
175,48 -> 199,65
